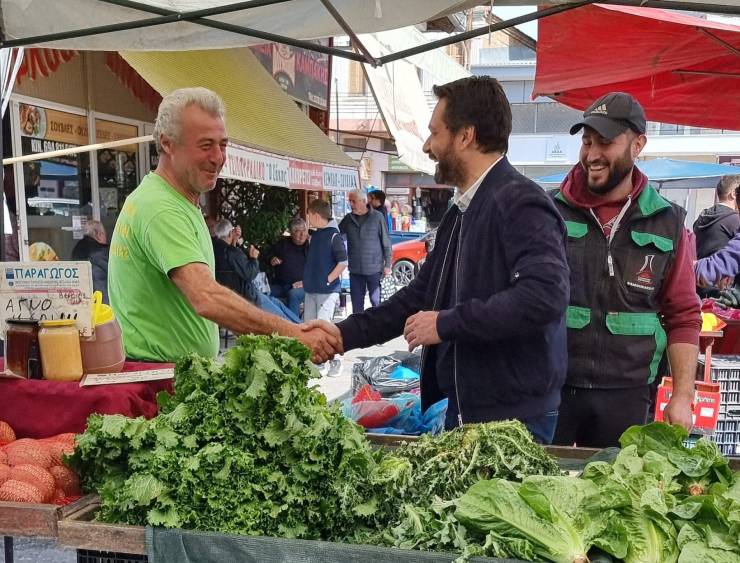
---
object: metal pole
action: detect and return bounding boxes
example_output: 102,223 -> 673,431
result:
4,536 -> 13,563
318,0 -> 378,66
377,1 -> 597,65
96,0 -> 367,63
0,0 -> 366,62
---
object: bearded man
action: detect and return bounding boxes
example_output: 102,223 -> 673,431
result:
551,92 -> 701,448
302,76 -> 570,442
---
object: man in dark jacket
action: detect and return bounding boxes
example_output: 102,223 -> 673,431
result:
268,217 -> 308,318
71,220 -> 110,303
212,220 -> 299,323
339,190 -> 392,313
694,175 -> 740,260
306,76 -> 570,443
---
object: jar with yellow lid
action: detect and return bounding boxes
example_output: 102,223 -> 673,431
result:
38,319 -> 83,381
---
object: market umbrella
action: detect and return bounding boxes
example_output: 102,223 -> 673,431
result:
533,4 -> 740,132
535,158 -> 740,189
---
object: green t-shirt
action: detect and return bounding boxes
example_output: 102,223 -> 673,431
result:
108,172 -> 218,362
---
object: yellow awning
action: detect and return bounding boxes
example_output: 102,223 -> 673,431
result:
121,48 -> 356,169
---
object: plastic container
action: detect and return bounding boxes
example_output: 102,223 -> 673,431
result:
80,318 -> 125,375
38,319 -> 83,382
4,319 -> 41,379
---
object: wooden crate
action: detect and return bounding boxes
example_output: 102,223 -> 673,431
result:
58,496 -> 146,554
0,495 -> 94,538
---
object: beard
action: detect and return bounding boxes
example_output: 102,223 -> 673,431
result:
433,146 -> 465,187
583,146 -> 634,196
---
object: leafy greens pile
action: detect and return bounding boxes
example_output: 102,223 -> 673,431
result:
68,335 -> 556,544
68,335 -> 381,539
452,423 -> 740,563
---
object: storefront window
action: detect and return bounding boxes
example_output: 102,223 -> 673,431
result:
18,103 -> 91,260
93,119 -> 140,241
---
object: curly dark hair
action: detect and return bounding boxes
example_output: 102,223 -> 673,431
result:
432,76 -> 512,154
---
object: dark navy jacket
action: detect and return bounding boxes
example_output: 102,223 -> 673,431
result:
337,157 -> 570,424
304,226 -> 344,294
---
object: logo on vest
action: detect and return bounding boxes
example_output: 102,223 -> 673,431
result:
627,254 -> 656,291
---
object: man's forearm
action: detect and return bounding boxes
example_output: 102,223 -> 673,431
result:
667,342 -> 698,398
206,282 -> 298,337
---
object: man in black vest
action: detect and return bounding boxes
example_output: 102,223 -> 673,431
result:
304,76 -> 570,443
552,92 -> 701,448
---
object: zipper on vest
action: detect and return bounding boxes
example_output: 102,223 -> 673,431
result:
420,212 -> 461,411
607,252 -> 615,277
453,213 -> 464,427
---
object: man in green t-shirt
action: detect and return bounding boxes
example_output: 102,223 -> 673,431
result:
108,87 -> 339,363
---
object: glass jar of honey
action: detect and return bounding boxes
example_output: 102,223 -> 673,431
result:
5,319 -> 40,378
38,320 -> 83,382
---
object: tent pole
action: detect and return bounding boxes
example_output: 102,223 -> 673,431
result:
318,0 -> 378,67
377,0 -> 597,65
95,0 -> 367,63
1,0 -> 366,63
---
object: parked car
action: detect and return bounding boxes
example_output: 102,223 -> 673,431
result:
391,229 -> 436,286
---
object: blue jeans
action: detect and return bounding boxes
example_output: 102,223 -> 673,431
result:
270,284 -> 305,319
349,272 -> 381,313
521,411 -> 559,445
256,292 -> 301,323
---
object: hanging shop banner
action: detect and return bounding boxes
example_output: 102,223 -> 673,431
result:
19,103 -> 87,146
251,41 -> 330,110
0,261 -> 94,338
221,142 -> 359,192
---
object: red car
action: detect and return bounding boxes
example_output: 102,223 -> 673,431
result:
391,230 -> 436,285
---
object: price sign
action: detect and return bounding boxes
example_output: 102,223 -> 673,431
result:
0,261 -> 94,337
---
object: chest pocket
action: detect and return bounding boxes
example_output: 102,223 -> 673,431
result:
623,230 -> 673,298
564,221 -> 588,300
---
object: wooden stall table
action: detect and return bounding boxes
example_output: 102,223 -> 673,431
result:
0,360 -> 174,562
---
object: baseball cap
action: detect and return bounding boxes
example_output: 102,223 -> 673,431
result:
569,92 -> 646,139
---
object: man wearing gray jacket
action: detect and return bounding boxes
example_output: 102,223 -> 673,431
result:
339,189 -> 392,313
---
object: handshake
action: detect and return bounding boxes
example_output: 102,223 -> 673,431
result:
294,310 -> 443,363
296,320 -> 344,363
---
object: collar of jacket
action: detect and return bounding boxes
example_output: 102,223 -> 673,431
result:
555,182 -> 671,218
456,156 -> 515,211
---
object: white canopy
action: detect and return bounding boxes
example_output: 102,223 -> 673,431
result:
1,0 -> 480,51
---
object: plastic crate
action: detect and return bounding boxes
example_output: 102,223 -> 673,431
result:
699,355 -> 740,414
77,550 -> 148,563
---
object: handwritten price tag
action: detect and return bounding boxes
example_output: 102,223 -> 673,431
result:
0,262 -> 93,337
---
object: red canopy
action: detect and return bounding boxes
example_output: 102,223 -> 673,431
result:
533,4 -> 740,131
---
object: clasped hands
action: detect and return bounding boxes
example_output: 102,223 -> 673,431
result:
298,310 -> 441,362
298,320 -> 343,363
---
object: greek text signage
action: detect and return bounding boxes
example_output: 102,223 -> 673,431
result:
0,262 -> 94,337
221,143 -> 359,192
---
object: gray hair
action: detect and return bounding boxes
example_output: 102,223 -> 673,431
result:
214,219 -> 234,240
289,217 -> 307,231
348,189 -> 367,202
153,87 -> 225,153
84,220 -> 106,240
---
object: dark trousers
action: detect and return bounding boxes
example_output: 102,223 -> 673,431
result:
349,272 -> 382,313
553,384 -> 651,448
